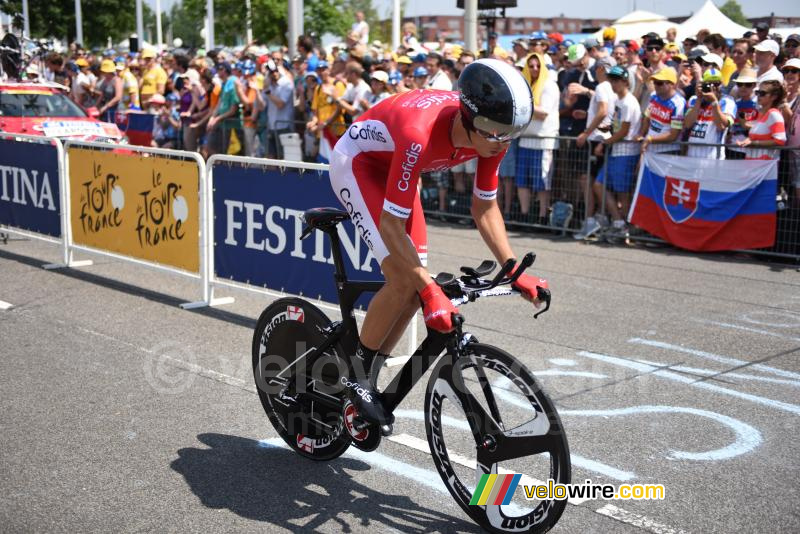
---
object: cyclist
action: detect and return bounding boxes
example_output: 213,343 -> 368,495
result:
329,59 -> 550,430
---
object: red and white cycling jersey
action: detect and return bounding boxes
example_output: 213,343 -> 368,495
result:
330,89 -> 506,266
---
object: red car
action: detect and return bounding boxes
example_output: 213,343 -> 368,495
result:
0,81 -> 123,142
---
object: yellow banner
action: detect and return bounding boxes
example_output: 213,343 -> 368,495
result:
68,147 -> 200,273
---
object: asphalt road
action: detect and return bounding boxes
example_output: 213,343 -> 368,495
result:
1,223 -> 798,533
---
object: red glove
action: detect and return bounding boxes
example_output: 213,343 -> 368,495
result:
419,282 -> 459,333
512,270 -> 549,304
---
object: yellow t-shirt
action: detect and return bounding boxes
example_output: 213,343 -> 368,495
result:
120,69 -> 140,109
140,65 -> 168,96
312,81 -> 346,136
721,56 -> 737,86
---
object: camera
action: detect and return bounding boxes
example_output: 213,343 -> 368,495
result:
701,82 -> 714,93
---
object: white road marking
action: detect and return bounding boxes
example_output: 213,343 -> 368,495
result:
596,504 -> 691,534
693,320 -> 800,343
535,370 -> 608,379
0,300 -> 13,310
549,358 -> 578,366
392,409 -> 636,481
634,359 -> 800,388
578,351 -> 800,416
629,338 -> 800,380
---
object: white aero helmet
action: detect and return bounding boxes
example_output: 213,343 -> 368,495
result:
458,58 -> 533,141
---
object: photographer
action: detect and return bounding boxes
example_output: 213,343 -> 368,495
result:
684,69 -> 736,159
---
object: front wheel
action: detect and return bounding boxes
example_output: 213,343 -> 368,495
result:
252,297 -> 351,461
425,343 -> 570,533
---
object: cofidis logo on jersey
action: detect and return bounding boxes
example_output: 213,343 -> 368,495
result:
348,122 -> 387,143
397,142 -> 422,192
470,474 -> 522,506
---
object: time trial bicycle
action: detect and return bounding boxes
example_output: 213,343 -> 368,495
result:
252,207 -> 571,533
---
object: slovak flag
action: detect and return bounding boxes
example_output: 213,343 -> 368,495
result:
629,152 -> 778,251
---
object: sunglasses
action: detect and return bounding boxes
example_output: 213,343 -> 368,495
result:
755,90 -> 772,97
647,46 -> 663,52
474,128 -> 513,143
782,68 -> 800,74
785,42 -> 799,48
653,80 -> 670,86
736,82 -> 755,87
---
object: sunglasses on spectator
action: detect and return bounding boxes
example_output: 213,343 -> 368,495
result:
736,82 -> 755,87
755,90 -> 772,97
647,46 -> 662,52
653,80 -> 670,86
732,49 -> 747,55
782,68 -> 800,74
785,42 -> 799,48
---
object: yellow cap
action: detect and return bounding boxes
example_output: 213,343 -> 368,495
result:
397,55 -> 413,64
650,67 -> 677,84
141,47 -> 156,59
75,58 -> 89,68
602,27 -> 617,41
100,59 -> 116,73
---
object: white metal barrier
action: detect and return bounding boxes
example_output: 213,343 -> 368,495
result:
62,140 -> 209,308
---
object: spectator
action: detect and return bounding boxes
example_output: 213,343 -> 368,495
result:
666,27 -> 678,47
44,52 -> 66,85
574,56 -> 617,239
117,58 -> 140,111
592,66 -> 641,235
612,45 -> 626,66
738,80 -> 786,160
781,59 -> 800,123
512,38 -> 529,62
307,60 -> 346,163
261,59 -> 295,159
755,21 -> 770,43
685,68 -> 736,159
754,40 -> 783,83
297,35 -> 319,73
235,60 -> 261,157
635,35 -> 666,105
206,61 -> 241,156
401,22 -> 420,50
682,36 -> 698,56
191,70 -> 219,159
176,73 -> 198,151
603,27 -> 618,48
728,68 -> 758,160
725,39 -> 753,94
411,66 -> 429,89
783,63 -> 800,205
425,52 -> 452,90
337,61 -> 371,121
560,44 -> 595,137
95,59 -> 122,123
150,94 -> 180,148
72,58 -> 94,107
785,34 -> 800,59
640,67 -> 685,155
585,38 -> 608,60
363,70 -> 390,109
703,33 -> 735,85
351,11 -> 369,46
139,48 -> 167,106
517,52 -> 560,225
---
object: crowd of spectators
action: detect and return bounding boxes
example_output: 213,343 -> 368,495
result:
10,15 -> 800,245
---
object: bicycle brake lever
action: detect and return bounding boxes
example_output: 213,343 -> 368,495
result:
533,287 -> 551,319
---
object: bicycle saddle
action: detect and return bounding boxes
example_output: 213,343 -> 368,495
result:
303,207 -> 350,232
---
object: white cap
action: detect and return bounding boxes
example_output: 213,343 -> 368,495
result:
783,57 -> 800,70
693,45 -> 710,56
370,70 -> 389,83
701,53 -> 723,69
754,39 -> 779,56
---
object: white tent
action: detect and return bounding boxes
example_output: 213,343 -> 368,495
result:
677,0 -> 751,40
770,27 -> 800,39
594,10 -> 675,43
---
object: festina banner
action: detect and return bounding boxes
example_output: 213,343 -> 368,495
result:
0,137 -> 61,237
212,164 -> 383,307
629,152 -> 778,252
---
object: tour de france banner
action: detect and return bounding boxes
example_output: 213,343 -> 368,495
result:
68,147 -> 200,272
629,152 -> 778,252
212,164 -> 383,307
0,137 -> 61,237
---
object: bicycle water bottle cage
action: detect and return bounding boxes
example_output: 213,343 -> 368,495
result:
300,207 -> 350,239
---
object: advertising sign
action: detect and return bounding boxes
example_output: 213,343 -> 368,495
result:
212,164 -> 383,306
0,137 -> 61,237
68,147 -> 200,272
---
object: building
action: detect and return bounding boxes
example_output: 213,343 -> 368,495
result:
748,15 -> 800,29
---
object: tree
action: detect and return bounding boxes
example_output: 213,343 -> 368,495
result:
181,0 -> 286,47
719,0 -> 749,28
0,0 -> 145,48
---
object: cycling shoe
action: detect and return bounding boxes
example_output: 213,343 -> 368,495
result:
340,376 -> 395,427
